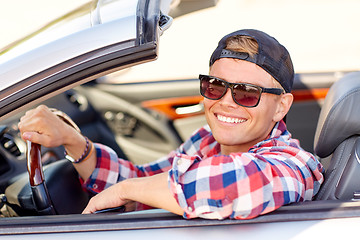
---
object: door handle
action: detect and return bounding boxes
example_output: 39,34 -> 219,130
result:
174,103 -> 204,115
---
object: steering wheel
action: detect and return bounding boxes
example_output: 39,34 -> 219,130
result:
27,141 -> 56,215
25,109 -> 87,215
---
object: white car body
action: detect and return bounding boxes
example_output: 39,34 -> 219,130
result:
0,0 -> 360,239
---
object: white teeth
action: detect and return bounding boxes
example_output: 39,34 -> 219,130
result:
217,115 -> 246,123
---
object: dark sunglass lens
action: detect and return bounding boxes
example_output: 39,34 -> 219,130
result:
233,84 -> 260,107
201,76 -> 226,100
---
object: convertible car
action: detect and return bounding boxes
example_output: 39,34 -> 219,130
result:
0,0 -> 360,239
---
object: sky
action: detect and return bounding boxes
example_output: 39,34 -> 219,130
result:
1,0 -> 359,79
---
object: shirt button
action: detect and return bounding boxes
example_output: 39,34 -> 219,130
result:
188,206 -> 193,212
177,159 -> 182,165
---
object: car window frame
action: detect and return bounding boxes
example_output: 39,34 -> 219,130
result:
1,199 -> 360,235
0,0 -> 162,122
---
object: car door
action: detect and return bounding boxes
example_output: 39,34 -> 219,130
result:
0,0 -> 172,202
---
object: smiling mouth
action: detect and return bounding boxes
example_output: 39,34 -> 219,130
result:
217,114 -> 246,124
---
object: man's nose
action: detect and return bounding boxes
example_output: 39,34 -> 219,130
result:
219,88 -> 238,107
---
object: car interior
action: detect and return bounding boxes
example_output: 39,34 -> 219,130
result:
313,71 -> 360,201
0,70 -> 359,219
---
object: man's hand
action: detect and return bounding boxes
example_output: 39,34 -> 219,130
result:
83,172 -> 184,215
18,105 -> 96,180
18,105 -> 79,148
82,180 -> 132,214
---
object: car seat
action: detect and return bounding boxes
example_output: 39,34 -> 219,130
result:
313,71 -> 360,200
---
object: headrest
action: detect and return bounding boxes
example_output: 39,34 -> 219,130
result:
314,72 -> 360,158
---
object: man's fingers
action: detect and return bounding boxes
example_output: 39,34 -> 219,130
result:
21,132 -> 42,143
82,183 -> 129,214
82,197 -> 100,214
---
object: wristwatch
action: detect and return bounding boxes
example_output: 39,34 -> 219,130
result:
65,154 -> 78,163
64,137 -> 93,164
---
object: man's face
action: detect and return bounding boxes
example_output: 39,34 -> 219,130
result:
204,58 -> 284,154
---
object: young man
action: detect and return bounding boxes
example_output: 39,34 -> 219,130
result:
18,29 -> 324,220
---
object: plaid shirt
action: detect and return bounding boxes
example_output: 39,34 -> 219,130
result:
83,120 -> 324,220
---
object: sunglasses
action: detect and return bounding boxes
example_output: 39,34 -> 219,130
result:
199,74 -> 284,107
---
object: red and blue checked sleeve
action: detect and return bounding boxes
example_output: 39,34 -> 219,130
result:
83,143 -> 175,194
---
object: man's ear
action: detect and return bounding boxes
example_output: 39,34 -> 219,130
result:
273,93 -> 294,122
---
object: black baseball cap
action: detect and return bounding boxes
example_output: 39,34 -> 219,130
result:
209,29 -> 294,93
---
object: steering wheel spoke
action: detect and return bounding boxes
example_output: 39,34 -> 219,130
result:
26,141 -> 56,215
